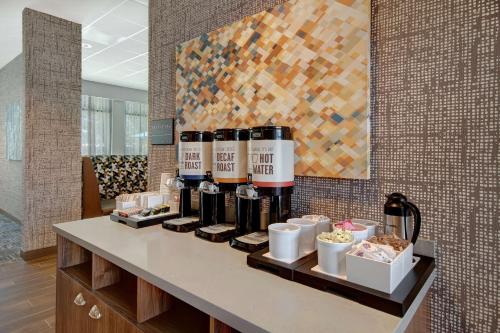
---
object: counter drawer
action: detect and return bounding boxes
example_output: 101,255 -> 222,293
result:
56,269 -> 139,333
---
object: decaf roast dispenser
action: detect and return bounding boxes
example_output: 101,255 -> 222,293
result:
163,131 -> 212,232
198,172 -> 226,227
194,129 -> 249,242
230,126 -> 294,252
212,128 -> 249,191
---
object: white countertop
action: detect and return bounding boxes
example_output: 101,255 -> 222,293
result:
53,217 -> 434,333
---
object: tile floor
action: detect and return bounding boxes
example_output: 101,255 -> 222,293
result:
0,212 -> 22,264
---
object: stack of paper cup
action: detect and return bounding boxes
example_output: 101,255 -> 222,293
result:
287,218 -> 317,255
268,223 -> 301,261
302,215 -> 331,235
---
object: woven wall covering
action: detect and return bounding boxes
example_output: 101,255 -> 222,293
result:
23,9 -> 82,251
149,0 -> 499,331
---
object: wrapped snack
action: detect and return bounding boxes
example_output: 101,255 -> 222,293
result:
151,204 -> 170,215
368,234 -> 410,251
318,228 -> 354,243
351,240 -> 397,263
140,208 -> 152,217
334,219 -> 366,231
117,207 -> 143,218
160,204 -> 170,213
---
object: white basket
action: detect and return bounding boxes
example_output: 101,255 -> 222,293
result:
346,243 -> 413,293
116,201 -> 136,210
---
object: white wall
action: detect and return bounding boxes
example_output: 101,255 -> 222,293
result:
0,54 -> 24,221
82,80 -> 148,103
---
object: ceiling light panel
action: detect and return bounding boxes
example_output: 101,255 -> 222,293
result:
110,0 -> 148,27
123,61 -> 147,72
129,29 -> 148,44
88,16 -> 144,46
113,38 -> 147,55
83,58 -> 115,74
81,0 -> 148,90
89,48 -> 141,69
82,39 -> 108,59
127,53 -> 148,66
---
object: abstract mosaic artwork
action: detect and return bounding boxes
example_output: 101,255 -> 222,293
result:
176,0 -> 370,179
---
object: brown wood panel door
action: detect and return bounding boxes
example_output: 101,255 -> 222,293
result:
92,300 -> 139,333
56,270 -> 98,333
57,270 -> 139,333
210,317 -> 238,333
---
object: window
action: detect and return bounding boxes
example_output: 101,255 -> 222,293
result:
81,96 -> 148,156
81,95 -> 112,156
125,101 -> 148,155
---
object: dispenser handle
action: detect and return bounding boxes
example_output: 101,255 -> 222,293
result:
206,171 -> 213,182
406,201 -> 421,244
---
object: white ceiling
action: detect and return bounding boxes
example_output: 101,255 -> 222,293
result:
0,0 -> 148,91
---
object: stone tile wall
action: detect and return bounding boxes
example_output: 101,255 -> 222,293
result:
22,9 -> 82,251
149,0 -> 499,331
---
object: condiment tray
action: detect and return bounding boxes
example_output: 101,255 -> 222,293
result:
247,247 -> 317,280
110,211 -> 180,228
293,255 -> 435,317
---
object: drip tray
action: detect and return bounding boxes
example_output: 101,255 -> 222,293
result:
230,232 -> 269,253
162,216 -> 199,232
195,224 -> 235,242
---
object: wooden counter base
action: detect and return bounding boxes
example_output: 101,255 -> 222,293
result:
54,218 -> 434,333
55,235 -> 233,333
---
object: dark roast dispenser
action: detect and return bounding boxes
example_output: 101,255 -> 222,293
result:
162,131 -> 213,232
195,128 -> 249,242
230,126 -> 294,252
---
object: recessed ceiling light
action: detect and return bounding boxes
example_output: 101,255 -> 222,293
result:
82,42 -> 93,49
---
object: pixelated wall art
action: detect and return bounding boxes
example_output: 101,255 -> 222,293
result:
176,0 -> 370,179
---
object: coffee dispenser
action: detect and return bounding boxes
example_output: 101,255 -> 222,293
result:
162,131 -> 212,232
230,182 -> 268,251
198,174 -> 226,227
383,193 -> 421,243
195,128 -> 249,242
230,126 -> 294,252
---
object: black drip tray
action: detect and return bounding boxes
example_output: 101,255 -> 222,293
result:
195,224 -> 236,242
162,216 -> 199,232
230,232 -> 269,253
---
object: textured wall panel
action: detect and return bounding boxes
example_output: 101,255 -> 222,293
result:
0,55 -> 25,221
23,9 -> 82,251
149,0 -> 499,331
